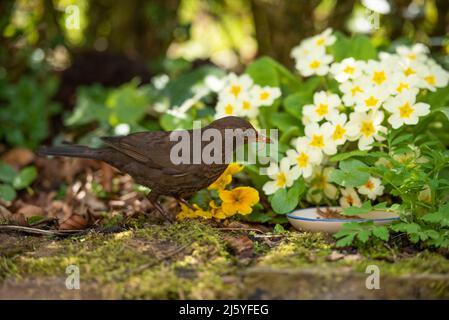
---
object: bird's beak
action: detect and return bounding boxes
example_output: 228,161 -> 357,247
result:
253,132 -> 272,144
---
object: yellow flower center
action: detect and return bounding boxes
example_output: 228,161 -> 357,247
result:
316,37 -> 325,46
225,104 -> 234,114
296,152 -> 309,168
399,102 -> 414,118
345,195 -> 354,205
351,86 -> 363,96
360,121 -> 375,137
407,53 -> 417,60
372,71 -> 386,85
242,101 -> 251,110
364,96 -> 379,107
425,75 -> 436,85
403,67 -> 416,77
276,172 -> 287,187
365,180 -> 375,190
343,65 -> 355,74
315,103 -> 328,116
397,82 -> 409,92
230,85 -> 241,97
332,124 -> 346,141
260,91 -> 269,100
310,134 -> 325,148
309,60 -> 321,69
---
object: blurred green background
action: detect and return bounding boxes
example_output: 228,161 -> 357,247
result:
1,0 -> 449,150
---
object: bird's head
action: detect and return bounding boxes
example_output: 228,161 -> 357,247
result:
207,116 -> 271,144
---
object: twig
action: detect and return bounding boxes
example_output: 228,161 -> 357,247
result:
214,227 -> 265,234
253,234 -> 286,238
134,242 -> 192,273
0,225 -> 87,236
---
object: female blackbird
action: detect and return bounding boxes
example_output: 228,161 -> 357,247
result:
39,116 -> 269,221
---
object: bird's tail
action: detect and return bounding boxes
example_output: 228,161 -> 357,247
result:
38,144 -> 103,160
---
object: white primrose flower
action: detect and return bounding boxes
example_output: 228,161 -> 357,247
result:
305,122 -> 337,156
286,137 -> 323,179
295,51 -> 334,77
310,28 -> 336,48
220,73 -> 253,99
390,72 -> 420,95
235,92 -> 259,119
302,91 -> 341,122
383,89 -> 430,129
251,85 -> 281,107
263,157 -> 300,195
346,110 -> 387,151
330,58 -> 364,82
306,166 -> 339,203
398,59 -> 428,79
418,62 -> 449,92
357,176 -> 384,200
290,38 -> 323,60
396,43 -> 429,62
215,97 -> 241,119
354,85 -> 389,113
364,60 -> 394,88
339,187 -> 362,208
328,113 -> 350,146
339,81 -> 365,106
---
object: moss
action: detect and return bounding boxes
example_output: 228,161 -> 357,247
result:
258,231 -> 333,268
2,220 -> 241,299
1,221 -> 448,299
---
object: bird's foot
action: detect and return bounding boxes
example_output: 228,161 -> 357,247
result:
150,200 -> 174,223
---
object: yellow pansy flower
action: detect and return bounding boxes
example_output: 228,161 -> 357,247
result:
219,187 -> 259,216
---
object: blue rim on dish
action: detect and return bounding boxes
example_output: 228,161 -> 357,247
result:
287,213 -> 400,223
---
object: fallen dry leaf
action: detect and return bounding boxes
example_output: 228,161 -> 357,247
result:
11,204 -> 47,226
58,214 -> 90,230
2,148 -> 35,168
224,235 -> 254,259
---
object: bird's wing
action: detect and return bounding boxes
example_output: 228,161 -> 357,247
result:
101,131 -> 179,171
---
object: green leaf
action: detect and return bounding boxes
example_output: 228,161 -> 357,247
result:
391,133 -> 413,146
273,224 -> 286,234
339,159 -> 368,172
283,91 -> 313,120
246,57 -> 279,87
12,166 -> 37,190
0,162 -> 17,183
357,229 -> 371,243
421,202 -> 449,227
163,66 -> 224,106
335,234 -> 356,247
329,169 -> 369,187
0,184 -> 16,201
329,159 -> 370,187
271,179 -> 305,214
159,113 -> 194,131
329,33 -> 377,61
330,150 -> 369,162
270,113 -> 300,133
439,107 -> 449,118
372,226 -> 389,241
341,201 -> 372,215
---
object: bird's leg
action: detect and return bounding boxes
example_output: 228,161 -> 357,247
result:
147,192 -> 173,222
176,197 -> 196,211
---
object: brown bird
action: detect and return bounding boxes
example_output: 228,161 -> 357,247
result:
39,116 -> 269,221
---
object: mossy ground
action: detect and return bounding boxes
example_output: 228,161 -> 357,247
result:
1,219 -> 448,299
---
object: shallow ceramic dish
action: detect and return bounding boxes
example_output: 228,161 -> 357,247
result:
287,206 -> 400,234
